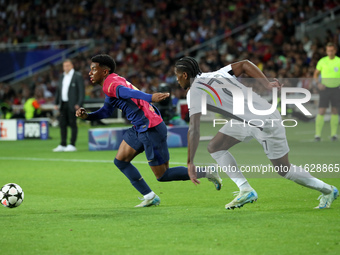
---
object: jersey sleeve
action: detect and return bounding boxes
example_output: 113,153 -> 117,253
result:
216,64 -> 235,77
187,85 -> 203,116
86,96 -> 114,120
117,86 -> 152,102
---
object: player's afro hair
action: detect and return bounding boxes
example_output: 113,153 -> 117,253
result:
175,56 -> 202,78
91,54 -> 116,74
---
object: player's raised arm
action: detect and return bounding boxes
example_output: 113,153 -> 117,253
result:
116,86 -> 169,103
231,60 -> 283,90
151,93 -> 170,103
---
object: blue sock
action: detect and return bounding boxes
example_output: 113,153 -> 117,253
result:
114,158 -> 152,195
157,166 -> 190,182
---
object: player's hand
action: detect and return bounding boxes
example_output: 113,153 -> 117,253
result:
151,93 -> 170,103
188,163 -> 200,186
317,83 -> 326,91
268,78 -> 283,90
76,107 -> 88,119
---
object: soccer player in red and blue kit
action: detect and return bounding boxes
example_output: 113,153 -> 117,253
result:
76,54 -> 221,207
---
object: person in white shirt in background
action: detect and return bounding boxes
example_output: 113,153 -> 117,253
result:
53,59 -> 85,152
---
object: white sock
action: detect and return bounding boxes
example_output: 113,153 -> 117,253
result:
284,164 -> 332,194
210,150 -> 252,191
144,191 -> 155,200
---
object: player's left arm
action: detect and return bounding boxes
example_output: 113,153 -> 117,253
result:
187,112 -> 202,185
231,60 -> 283,90
117,86 -> 169,103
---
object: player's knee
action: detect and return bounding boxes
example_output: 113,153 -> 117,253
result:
207,140 -> 217,154
155,169 -> 167,180
114,158 -> 129,170
157,174 -> 165,182
156,169 -> 169,181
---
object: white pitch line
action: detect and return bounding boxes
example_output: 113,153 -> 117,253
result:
0,157 -> 278,167
0,157 -> 186,165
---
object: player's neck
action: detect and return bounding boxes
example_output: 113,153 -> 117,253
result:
101,74 -> 110,86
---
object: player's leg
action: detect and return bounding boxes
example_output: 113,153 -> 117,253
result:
270,153 -> 338,209
208,125 -> 257,209
263,117 -> 338,209
208,132 -> 252,190
139,122 -> 189,181
208,123 -> 254,191
151,161 -> 223,189
150,162 -> 188,180
143,123 -> 191,181
115,129 -> 159,207
144,122 -> 221,189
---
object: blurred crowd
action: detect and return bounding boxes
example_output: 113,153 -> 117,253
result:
1,0 -> 340,119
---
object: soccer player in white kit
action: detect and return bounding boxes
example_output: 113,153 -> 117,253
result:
174,56 -> 339,210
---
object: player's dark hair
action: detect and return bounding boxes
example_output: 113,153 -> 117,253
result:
175,56 -> 202,78
91,54 -> 116,73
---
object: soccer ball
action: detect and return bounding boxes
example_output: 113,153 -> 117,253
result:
0,183 -> 24,208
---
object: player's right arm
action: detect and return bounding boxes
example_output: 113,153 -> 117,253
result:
76,107 -> 88,119
76,101 -> 114,120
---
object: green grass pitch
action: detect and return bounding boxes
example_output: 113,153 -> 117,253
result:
0,121 -> 339,255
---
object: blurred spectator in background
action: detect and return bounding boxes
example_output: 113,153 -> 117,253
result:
53,59 -> 85,152
23,89 -> 41,120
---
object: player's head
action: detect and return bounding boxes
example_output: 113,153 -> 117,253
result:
89,54 -> 116,85
326,42 -> 337,59
174,56 -> 202,89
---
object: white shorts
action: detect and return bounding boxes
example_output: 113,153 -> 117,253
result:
219,112 -> 290,160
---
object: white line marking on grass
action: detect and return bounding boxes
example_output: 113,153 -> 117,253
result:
0,157 -> 186,165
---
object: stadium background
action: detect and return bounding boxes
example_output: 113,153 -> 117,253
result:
0,1 -> 340,254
